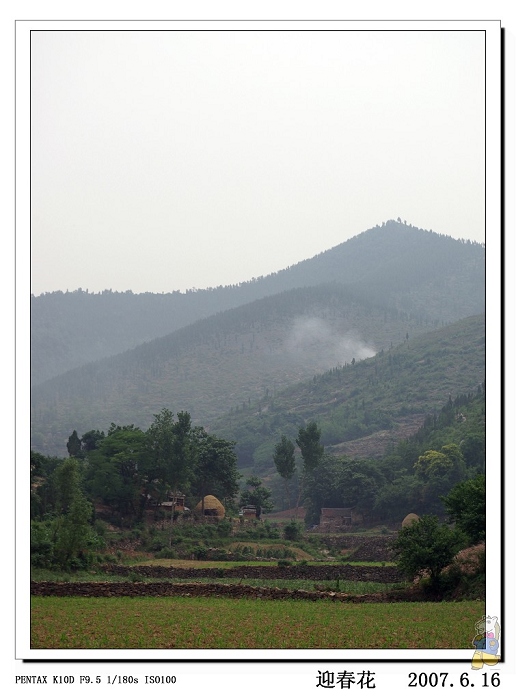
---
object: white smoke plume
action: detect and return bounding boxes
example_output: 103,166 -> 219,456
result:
284,316 -> 376,370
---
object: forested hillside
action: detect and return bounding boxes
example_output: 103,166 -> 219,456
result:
211,314 -> 485,472
31,220 -> 485,386
31,283 -> 440,456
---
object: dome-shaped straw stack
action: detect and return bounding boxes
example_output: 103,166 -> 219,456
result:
401,512 -> 420,528
194,494 -> 226,520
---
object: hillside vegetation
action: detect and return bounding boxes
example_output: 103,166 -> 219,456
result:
31,284 -> 447,456
31,220 -> 484,386
257,385 -> 486,521
211,314 -> 485,470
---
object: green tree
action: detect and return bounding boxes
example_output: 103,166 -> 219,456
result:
414,444 -> 465,482
372,474 -> 420,522
296,421 -> 324,473
85,426 -> 146,520
414,449 -> 453,479
441,474 -> 486,545
299,453 -> 336,526
296,421 -> 324,522
80,429 -> 105,453
391,515 -> 465,588
273,435 -> 296,509
332,457 -> 382,511
38,457 -> 99,570
30,451 -> 64,519
191,427 -> 240,516
53,454 -> 85,514
239,476 -> 273,517
441,444 -> 466,479
66,429 -> 82,458
283,520 -> 303,541
145,409 -> 194,543
460,433 -> 485,470
53,488 -> 98,570
413,444 -> 466,513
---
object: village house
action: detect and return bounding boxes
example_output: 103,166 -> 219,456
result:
239,505 -> 259,520
147,491 -> 187,512
318,507 -> 362,532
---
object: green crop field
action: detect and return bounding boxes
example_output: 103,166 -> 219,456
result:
31,596 -> 484,649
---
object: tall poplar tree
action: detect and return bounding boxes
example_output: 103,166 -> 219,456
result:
273,435 -> 296,510
296,421 -> 324,523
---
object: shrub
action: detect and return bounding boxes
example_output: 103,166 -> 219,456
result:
146,536 -> 166,552
277,559 -> 293,567
216,520 -> 232,537
128,571 -> 145,582
208,549 -> 231,561
391,515 -> 466,588
94,520 -> 108,538
101,553 -> 118,564
31,521 -> 55,569
283,521 -> 303,541
442,474 -> 486,545
193,545 -> 208,560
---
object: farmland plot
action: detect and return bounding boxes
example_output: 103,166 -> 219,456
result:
31,597 -> 484,649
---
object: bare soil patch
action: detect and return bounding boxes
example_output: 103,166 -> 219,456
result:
328,414 -> 427,459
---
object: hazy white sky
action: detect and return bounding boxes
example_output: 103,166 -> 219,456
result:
30,29 -> 485,295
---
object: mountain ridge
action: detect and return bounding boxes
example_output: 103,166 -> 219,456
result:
31,220 -> 485,386
30,221 -> 485,459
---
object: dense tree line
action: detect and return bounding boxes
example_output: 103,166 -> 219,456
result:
271,387 -> 485,527
30,410 -> 240,569
31,384 -> 485,571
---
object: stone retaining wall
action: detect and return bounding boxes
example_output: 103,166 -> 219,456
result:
30,580 -> 420,603
99,563 -> 404,583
